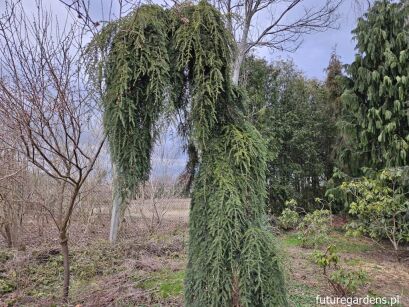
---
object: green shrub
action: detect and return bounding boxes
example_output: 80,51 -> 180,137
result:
339,167 -> 409,260
313,245 -> 339,274
278,208 -> 300,230
329,268 -> 367,296
297,209 -> 332,248
313,245 -> 368,296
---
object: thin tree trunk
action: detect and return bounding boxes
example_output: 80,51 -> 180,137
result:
109,189 -> 122,242
232,52 -> 245,85
58,184 -> 80,302
109,163 -> 126,243
232,20 -> 250,85
60,230 -> 70,302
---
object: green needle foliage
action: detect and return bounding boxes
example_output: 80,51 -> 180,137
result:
88,5 -> 171,198
186,122 -> 287,306
340,0 -> 409,172
88,1 -> 288,306
170,2 -> 235,149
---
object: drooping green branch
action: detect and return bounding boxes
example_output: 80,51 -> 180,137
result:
88,5 -> 170,198
186,121 -> 288,306
170,1 -> 236,149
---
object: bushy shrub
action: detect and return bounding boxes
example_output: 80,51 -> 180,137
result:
278,208 -> 300,230
313,245 -> 339,274
329,268 -> 367,296
297,209 -> 332,248
313,245 -> 367,296
339,167 -> 409,260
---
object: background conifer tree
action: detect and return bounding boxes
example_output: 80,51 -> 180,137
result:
339,0 -> 409,172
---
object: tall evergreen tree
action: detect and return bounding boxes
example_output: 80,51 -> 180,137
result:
323,51 -> 347,179
339,0 -> 409,172
88,2 -> 288,306
325,51 -> 344,122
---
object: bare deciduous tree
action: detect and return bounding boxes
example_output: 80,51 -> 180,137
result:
0,1 -> 105,301
211,0 -> 343,84
56,0 -> 145,244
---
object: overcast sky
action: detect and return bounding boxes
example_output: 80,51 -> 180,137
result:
258,0 -> 362,80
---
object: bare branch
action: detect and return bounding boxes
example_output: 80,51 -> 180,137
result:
0,0 -> 105,232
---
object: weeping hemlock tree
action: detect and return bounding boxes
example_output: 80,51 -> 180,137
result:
58,0 -> 342,241
88,2 -> 287,306
339,0 -> 409,172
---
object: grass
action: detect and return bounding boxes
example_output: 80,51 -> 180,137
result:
287,281 -> 320,307
25,253 -> 64,298
0,249 -> 13,262
12,241 -> 125,300
137,270 -> 185,299
280,231 -> 375,254
281,232 -> 303,247
330,232 -> 375,253
343,257 -> 364,266
0,277 -> 16,295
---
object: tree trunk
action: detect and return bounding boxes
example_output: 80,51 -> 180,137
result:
60,230 -> 70,302
109,189 -> 123,242
231,20 -> 250,85
232,52 -> 245,85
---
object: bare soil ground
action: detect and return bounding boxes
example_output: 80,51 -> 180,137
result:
0,200 -> 408,306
